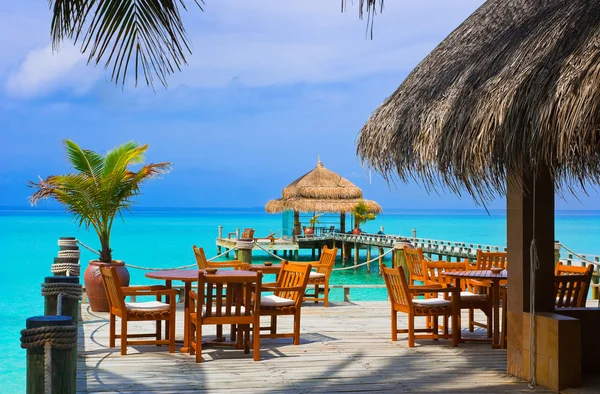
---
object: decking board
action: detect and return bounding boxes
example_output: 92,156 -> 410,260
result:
77,301 -> 589,393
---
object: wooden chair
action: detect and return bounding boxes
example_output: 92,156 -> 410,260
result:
193,245 -> 248,270
421,260 -> 491,335
188,271 -> 262,362
300,245 -> 338,307
382,264 -> 459,347
259,261 -> 311,345
241,228 -> 255,239
100,265 -> 177,355
555,272 -> 592,308
402,246 -> 427,285
555,262 -> 594,277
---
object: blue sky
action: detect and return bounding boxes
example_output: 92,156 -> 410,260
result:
1,0 -> 599,210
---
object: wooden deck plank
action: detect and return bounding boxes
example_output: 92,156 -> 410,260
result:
77,301 -> 579,393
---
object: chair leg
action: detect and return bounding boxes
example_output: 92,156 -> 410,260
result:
433,316 -> 439,341
120,318 -> 128,355
468,308 -> 474,332
487,306 -> 493,338
324,282 -> 329,308
314,284 -> 319,304
451,311 -> 459,347
293,312 -> 301,345
196,322 -> 203,363
270,315 -> 277,335
109,313 -> 116,348
408,314 -> 415,347
169,317 -> 175,353
253,320 -> 261,361
391,310 -> 398,341
156,320 -> 162,343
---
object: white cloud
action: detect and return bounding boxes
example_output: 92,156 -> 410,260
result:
5,43 -> 99,98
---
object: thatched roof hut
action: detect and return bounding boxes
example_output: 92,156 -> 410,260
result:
355,0 -> 600,389
357,0 -> 600,201
265,160 -> 382,214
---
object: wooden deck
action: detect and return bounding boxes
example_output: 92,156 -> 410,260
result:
77,302 -> 592,393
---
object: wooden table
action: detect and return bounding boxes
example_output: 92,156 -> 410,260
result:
145,269 -> 258,353
248,264 -> 282,276
444,270 -> 507,349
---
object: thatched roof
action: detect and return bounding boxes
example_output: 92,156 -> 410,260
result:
265,160 -> 382,213
357,0 -> 600,201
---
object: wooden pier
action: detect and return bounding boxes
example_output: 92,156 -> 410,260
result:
77,301 -> 573,393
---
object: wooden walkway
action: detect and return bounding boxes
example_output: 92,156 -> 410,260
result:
77,302 -> 589,393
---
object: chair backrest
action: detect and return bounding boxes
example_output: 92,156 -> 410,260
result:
316,246 -> 338,275
100,265 -> 127,313
193,245 -> 209,269
475,250 -> 508,270
555,262 -> 594,277
382,264 -> 412,312
241,228 -> 255,239
273,261 -> 311,306
403,246 -> 425,280
555,273 -> 591,308
199,271 -> 262,321
422,261 -> 468,288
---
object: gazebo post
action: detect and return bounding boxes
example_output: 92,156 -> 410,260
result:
293,211 -> 301,237
506,167 -> 580,390
340,212 -> 346,233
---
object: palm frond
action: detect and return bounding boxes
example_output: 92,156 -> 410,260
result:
49,0 -> 204,87
102,141 -> 146,177
341,0 -> 384,38
64,139 -> 104,178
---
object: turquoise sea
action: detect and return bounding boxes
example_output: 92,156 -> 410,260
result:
2,207 -> 600,393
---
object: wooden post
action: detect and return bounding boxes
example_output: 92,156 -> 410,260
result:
293,211 -> 301,237
317,247 -> 322,259
393,242 -> 412,282
294,249 -> 299,259
44,276 -> 80,324
24,316 -> 76,394
340,212 -> 346,233
236,240 -> 253,264
312,248 -> 316,259
217,226 -> 223,254
378,247 -> 384,276
354,244 -> 359,269
506,167 -> 562,386
366,246 -> 372,273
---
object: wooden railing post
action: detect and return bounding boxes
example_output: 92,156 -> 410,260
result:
43,276 -> 81,323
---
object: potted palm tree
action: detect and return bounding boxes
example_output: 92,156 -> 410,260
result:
352,200 -> 377,235
30,140 -> 170,312
304,213 -> 321,236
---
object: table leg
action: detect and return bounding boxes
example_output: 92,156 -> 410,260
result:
454,278 -> 463,343
181,281 -> 192,353
492,279 -> 500,349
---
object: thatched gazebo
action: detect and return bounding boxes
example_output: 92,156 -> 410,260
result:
356,0 -> 600,391
265,159 -> 381,236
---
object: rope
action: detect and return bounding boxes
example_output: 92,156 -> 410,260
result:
252,241 -> 286,261
77,240 -> 100,255
58,250 -> 80,258
58,239 -> 77,247
558,243 -> 600,266
332,248 -> 394,271
41,282 -> 83,316
125,246 -> 240,271
20,324 -> 78,394
51,263 -> 81,277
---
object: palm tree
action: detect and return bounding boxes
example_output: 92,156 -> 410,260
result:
29,140 -> 171,262
48,0 -> 383,87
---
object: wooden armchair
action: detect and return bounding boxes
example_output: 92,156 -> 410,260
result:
100,265 -> 177,355
241,228 -> 255,239
402,246 -> 427,285
382,264 -> 459,347
555,271 -> 592,308
301,245 -> 338,307
422,260 -> 491,335
188,271 -> 262,362
259,261 -> 311,345
193,245 -> 248,270
555,262 -> 594,276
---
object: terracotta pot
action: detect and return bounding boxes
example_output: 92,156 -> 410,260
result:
352,228 -> 362,235
84,260 -> 130,312
304,227 -> 314,236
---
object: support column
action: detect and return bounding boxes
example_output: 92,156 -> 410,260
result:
293,211 -> 301,238
340,212 -> 346,233
506,167 -> 570,389
366,246 -> 372,273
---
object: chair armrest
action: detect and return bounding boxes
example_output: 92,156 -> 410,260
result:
189,290 -> 198,300
469,279 -> 492,287
208,260 -> 243,266
409,286 -> 457,294
121,285 -> 167,292
262,285 -> 305,292
123,288 -> 178,298
409,283 -> 443,290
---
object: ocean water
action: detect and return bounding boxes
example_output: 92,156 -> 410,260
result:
2,207 -> 599,393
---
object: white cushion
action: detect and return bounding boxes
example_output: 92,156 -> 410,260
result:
125,301 -> 170,311
202,306 -> 247,317
413,298 -> 451,308
260,295 -> 295,307
309,272 -> 326,279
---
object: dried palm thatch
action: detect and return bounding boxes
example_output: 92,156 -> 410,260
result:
265,198 -> 382,214
357,0 -> 600,202
265,160 -> 382,213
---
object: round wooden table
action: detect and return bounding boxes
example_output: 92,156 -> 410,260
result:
444,269 -> 507,348
145,269 -> 258,352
